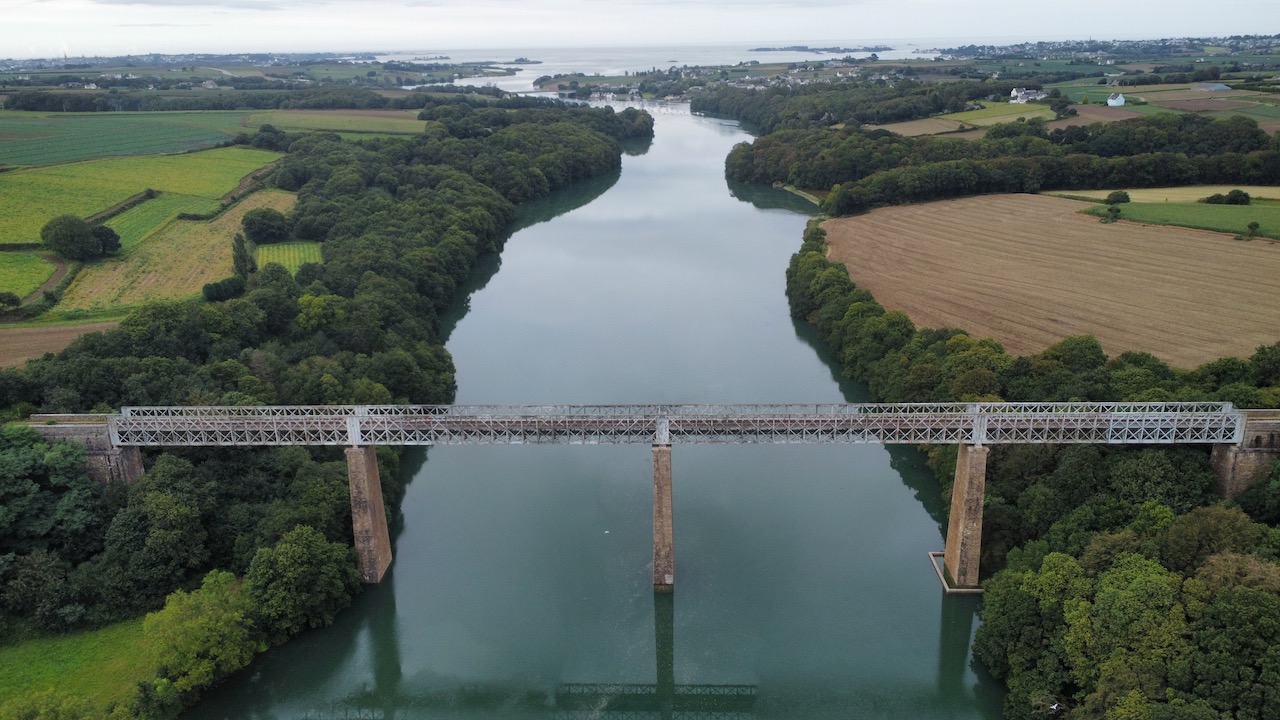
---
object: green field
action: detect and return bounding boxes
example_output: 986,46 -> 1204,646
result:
243,109 -> 426,134
0,618 -> 156,712
0,111 -> 248,166
1056,185 -> 1280,203
0,146 -> 281,245
105,193 -> 223,250
940,102 -> 1056,125
1082,200 -> 1280,239
0,251 -> 56,298
257,241 -> 323,272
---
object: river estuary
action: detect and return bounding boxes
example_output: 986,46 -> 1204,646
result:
187,106 -> 1004,719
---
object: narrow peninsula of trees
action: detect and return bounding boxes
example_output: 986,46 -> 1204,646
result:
0,97 -> 653,718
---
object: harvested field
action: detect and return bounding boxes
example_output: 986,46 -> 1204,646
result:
243,109 -> 426,134
1156,99 -> 1258,112
1044,104 -> 1145,131
57,190 -> 296,316
1135,88 -> 1260,102
822,194 -> 1280,368
0,321 -> 119,368
865,118 -> 968,136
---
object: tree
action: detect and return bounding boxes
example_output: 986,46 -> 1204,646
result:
91,225 -> 121,255
241,208 -> 290,245
1105,190 -> 1131,205
1225,188 -> 1251,205
1246,221 -> 1260,238
41,215 -> 100,260
245,525 -> 360,644
0,291 -> 20,313
142,570 -> 258,696
231,233 -> 257,277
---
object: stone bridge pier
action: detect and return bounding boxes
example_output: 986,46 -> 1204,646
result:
29,415 -> 144,485
1212,411 -> 1280,499
346,446 -> 394,584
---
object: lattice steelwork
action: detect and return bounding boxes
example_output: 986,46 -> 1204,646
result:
107,403 -> 1244,448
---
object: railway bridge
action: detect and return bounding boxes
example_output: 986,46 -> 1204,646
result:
30,402 -> 1280,591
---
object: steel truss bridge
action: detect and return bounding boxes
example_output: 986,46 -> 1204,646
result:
110,402 -> 1244,448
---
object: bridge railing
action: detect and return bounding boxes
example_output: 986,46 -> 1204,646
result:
106,402 -> 1244,448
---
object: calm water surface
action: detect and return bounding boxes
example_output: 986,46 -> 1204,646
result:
187,107 -> 1004,719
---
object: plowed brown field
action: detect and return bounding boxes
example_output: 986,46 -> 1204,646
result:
823,194 -> 1280,368
0,322 -> 119,368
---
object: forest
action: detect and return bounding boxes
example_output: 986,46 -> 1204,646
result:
716,110 -> 1280,215
697,70 -> 1280,717
0,97 -> 653,718
786,214 -> 1280,717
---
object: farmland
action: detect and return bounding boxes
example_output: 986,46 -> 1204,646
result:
105,193 -> 223,250
1082,200 -> 1280,239
55,190 -> 296,318
865,118 -> 969,136
1055,185 -> 1280,203
822,194 -> 1280,368
940,102 -> 1056,126
0,110 -> 246,167
0,146 -> 281,245
256,242 -> 322,273
243,109 -> 426,135
0,252 -> 56,299
0,321 -> 121,368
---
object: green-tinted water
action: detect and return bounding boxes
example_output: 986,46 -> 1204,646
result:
187,109 -> 1004,720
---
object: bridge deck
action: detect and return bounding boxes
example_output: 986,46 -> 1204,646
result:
108,402 -> 1244,447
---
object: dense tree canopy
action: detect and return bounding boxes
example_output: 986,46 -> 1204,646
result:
0,96 -> 653,715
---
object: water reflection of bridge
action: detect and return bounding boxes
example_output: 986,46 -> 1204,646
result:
553,595 -> 756,720
284,588 -> 988,720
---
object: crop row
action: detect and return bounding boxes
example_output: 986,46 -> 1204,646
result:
106,194 -> 223,250
256,241 -> 322,273
0,112 -> 247,167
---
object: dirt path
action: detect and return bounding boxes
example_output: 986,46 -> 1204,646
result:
21,254 -> 68,304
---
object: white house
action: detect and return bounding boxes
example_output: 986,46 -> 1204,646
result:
1106,93 -> 1126,107
1010,87 -> 1048,104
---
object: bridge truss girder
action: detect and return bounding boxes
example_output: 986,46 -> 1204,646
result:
108,402 -> 1243,448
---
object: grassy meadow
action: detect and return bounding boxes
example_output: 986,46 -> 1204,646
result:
0,146 -> 281,245
940,102 -> 1055,126
0,618 -> 155,713
54,190 -> 297,319
0,110 -> 247,167
1056,186 -> 1280,203
256,241 -> 322,273
0,252 -> 57,298
1083,200 -> 1280,239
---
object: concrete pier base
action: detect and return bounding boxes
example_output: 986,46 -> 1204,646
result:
347,445 -> 393,584
653,444 -> 674,593
944,443 -> 988,589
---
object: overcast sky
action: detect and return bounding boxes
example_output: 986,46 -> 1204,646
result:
3,0 -> 1277,60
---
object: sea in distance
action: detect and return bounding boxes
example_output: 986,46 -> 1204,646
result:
377,37 -> 1036,93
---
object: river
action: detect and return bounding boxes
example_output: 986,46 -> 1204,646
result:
187,106 -> 1004,719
